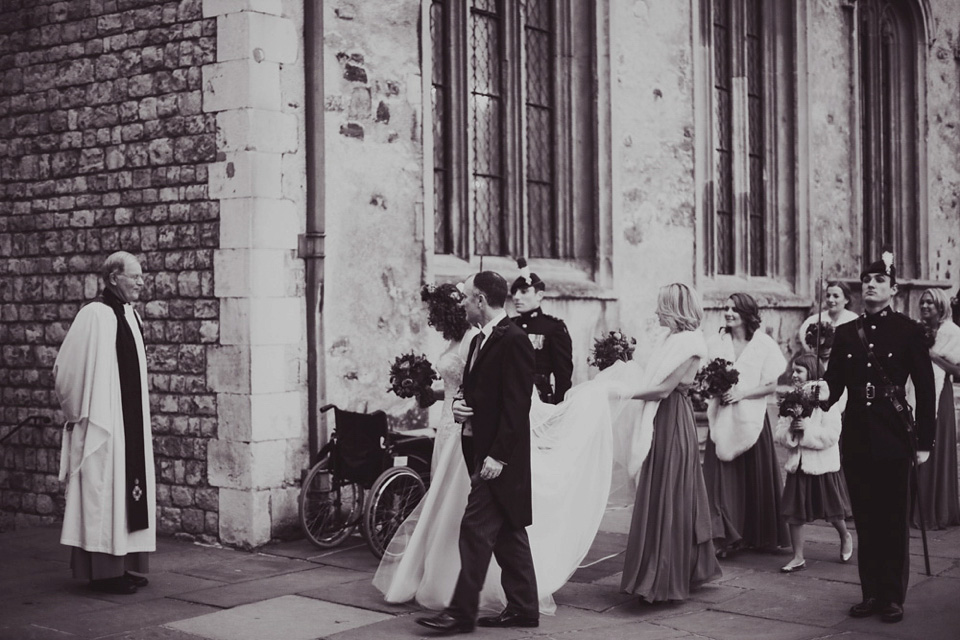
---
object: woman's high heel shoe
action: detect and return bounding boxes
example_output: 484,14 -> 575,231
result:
780,560 -> 806,573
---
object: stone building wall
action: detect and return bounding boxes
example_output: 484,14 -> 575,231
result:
0,0 -> 220,539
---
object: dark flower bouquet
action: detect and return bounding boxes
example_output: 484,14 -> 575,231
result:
388,352 -> 439,409
693,358 -> 740,405
778,385 -> 822,436
803,320 -> 835,351
587,330 -> 636,371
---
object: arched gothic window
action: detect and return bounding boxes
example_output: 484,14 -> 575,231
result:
699,0 -> 796,282
429,0 -> 595,263
857,0 -> 923,278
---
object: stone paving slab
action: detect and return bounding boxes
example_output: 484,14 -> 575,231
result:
38,598 -> 219,638
174,565 -> 369,609
260,537 -> 348,561
173,554 -> 315,584
165,595 -> 391,640
513,621 -> 692,640
0,559 -> 76,598
719,569 -> 861,601
684,582 -> 747,604
147,548 -> 237,574
601,597 -> 709,623
551,580 -> 636,612
299,572 -> 421,615
0,587 -> 118,629
99,628 -> 208,640
305,543 -> 383,573
0,623 -> 87,640
657,610 -> 829,640
710,588 -> 850,628
834,576 -> 960,640
80,573 -> 225,606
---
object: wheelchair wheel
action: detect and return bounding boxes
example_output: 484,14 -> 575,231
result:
362,466 -> 426,558
298,452 -> 363,548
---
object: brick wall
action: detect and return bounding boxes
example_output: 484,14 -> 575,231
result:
0,0 -> 220,541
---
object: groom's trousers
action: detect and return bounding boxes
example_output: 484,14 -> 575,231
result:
446,467 -> 539,622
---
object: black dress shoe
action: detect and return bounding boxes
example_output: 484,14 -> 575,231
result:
477,610 -> 539,628
124,572 -> 149,588
848,597 -> 878,618
89,576 -> 137,595
879,602 -> 904,623
415,612 -> 475,635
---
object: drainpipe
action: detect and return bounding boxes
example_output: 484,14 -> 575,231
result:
300,0 -> 325,466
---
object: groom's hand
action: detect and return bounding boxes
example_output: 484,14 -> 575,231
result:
479,456 -> 504,480
452,399 -> 474,423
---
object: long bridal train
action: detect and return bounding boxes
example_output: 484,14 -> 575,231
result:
373,359 -> 646,615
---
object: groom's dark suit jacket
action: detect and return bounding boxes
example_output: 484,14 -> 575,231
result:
462,316 -> 536,529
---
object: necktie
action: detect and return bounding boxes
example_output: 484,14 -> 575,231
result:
467,331 -> 484,373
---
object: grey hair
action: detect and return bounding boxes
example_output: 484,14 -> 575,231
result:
101,251 -> 139,285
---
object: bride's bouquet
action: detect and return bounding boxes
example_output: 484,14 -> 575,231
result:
388,352 -> 439,408
693,358 -> 740,405
587,329 -> 636,371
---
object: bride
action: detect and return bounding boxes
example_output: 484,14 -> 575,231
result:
373,282 -> 651,613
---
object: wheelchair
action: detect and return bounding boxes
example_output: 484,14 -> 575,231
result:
297,404 -> 434,558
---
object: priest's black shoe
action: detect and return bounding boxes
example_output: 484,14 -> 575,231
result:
124,572 -> 149,588
848,598 -> 878,618
89,576 -> 137,595
415,612 -> 475,635
477,610 -> 539,628
879,602 -> 903,623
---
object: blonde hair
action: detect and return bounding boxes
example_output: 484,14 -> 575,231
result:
921,288 -> 950,325
657,283 -> 703,332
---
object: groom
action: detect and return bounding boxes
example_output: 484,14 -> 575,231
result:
417,271 -> 539,634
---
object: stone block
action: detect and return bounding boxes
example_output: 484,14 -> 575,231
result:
270,485 -> 300,539
216,109 -> 298,154
202,0 -> 283,18
208,152 -> 282,199
219,198 -> 299,249
218,391 -> 303,442
207,345 -> 252,393
202,60 -> 280,112
214,249 -> 289,297
217,487 -> 271,548
251,345 -> 295,394
217,12 -> 298,64
219,297 -> 303,346
208,439 -> 287,490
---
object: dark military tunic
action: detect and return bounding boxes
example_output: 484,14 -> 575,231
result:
823,305 -> 936,607
513,308 -> 573,404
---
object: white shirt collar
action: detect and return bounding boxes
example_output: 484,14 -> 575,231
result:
479,310 -> 507,339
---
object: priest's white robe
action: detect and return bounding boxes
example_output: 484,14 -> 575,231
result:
55,302 -> 156,556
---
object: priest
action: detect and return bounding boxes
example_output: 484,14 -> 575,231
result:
55,251 -> 155,595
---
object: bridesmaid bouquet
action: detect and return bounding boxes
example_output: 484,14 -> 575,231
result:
388,352 -> 439,408
778,386 -> 818,437
693,358 -> 740,405
803,321 -> 835,351
587,329 -> 636,371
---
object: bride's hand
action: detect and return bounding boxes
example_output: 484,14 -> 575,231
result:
452,398 -> 473,423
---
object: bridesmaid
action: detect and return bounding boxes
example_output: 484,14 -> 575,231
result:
620,283 -> 721,602
774,354 -> 853,573
797,280 -> 858,351
911,288 -> 960,529
703,292 -> 789,556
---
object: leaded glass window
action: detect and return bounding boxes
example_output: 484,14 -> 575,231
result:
859,0 -> 919,278
707,0 -> 772,278
430,0 -> 593,263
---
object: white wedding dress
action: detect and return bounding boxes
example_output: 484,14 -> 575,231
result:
373,332 -> 641,614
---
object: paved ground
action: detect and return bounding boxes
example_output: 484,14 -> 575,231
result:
1,504 -> 958,640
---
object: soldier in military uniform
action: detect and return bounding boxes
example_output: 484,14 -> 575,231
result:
807,252 -> 935,624
510,259 -> 573,405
